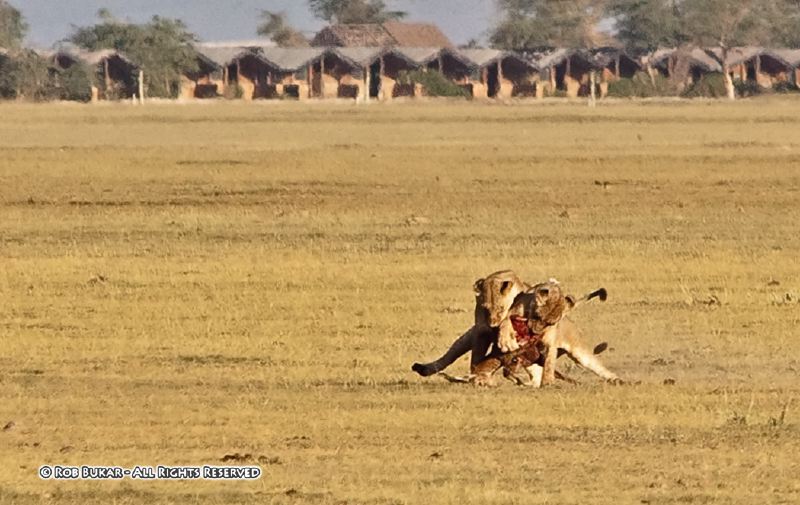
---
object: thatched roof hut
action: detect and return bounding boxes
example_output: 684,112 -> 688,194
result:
773,49 -> 800,88
224,47 -> 373,100
47,49 -> 138,100
313,24 -> 393,47
425,47 -> 475,95
178,51 -> 223,99
529,48 -> 600,97
650,47 -> 722,84
455,49 -> 537,98
333,47 -> 422,100
381,22 -> 452,48
713,47 -> 795,88
592,47 -> 642,79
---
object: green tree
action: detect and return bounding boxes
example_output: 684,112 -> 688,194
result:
0,0 -> 27,48
491,0 -> 611,49
0,50 -> 50,100
681,0 -> 784,99
70,10 -> 199,98
774,0 -> 800,46
56,63 -> 94,102
308,0 -> 406,24
609,0 -> 687,51
257,11 -> 309,47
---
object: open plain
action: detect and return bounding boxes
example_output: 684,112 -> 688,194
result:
1,99 -> 799,504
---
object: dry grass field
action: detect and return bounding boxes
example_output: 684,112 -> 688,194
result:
1,98 -> 800,504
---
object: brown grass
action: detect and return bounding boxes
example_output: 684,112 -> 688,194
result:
1,98 -> 800,504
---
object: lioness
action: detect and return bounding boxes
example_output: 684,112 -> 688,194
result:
411,270 -> 530,377
498,280 -> 622,387
440,285 -> 610,386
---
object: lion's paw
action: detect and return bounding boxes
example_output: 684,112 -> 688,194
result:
497,335 -> 520,353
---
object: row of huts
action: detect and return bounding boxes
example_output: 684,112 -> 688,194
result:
4,21 -> 800,102
63,44 -> 800,101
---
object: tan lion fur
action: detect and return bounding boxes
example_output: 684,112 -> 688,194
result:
498,280 -> 621,387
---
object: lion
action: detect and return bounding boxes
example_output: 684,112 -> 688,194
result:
411,270 -> 530,377
497,279 -> 622,387
438,284 -> 610,386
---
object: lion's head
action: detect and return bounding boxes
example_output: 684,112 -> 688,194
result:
526,279 -> 569,333
473,270 -> 525,328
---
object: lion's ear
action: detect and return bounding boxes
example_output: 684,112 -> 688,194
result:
565,295 -> 577,309
473,278 -> 485,296
500,280 -> 512,294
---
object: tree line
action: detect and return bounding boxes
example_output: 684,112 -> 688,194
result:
1,0 -> 800,101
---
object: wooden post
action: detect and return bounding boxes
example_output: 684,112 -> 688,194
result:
565,56 -> 571,82
236,59 -> 242,97
379,55 -> 385,99
320,56 -> 326,98
589,71 -> 596,107
138,70 -> 144,105
615,56 -> 620,78
755,54 -> 761,82
104,59 -> 111,93
308,63 -> 314,98
497,59 -> 503,98
549,65 -> 556,92
482,66 -> 488,85
437,54 -> 443,74
364,66 -> 370,103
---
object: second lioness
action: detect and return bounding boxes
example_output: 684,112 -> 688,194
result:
497,280 -> 622,387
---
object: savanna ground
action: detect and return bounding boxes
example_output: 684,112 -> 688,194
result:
1,98 -> 799,504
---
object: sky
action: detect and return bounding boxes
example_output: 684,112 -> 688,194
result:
15,0 -> 500,48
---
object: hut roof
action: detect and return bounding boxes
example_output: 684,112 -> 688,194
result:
83,49 -> 137,67
311,22 -> 452,48
258,47 -> 326,71
381,22 -> 452,48
772,48 -> 800,67
312,24 -> 394,47
591,47 -> 643,69
199,39 -> 276,48
534,48 -> 599,70
437,47 -> 478,69
456,48 -> 503,67
194,51 -> 221,73
711,47 -> 794,68
393,46 -> 441,65
335,47 -> 386,67
650,47 -> 722,72
455,48 -> 536,70
196,46 -> 248,67
51,48 -> 138,68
